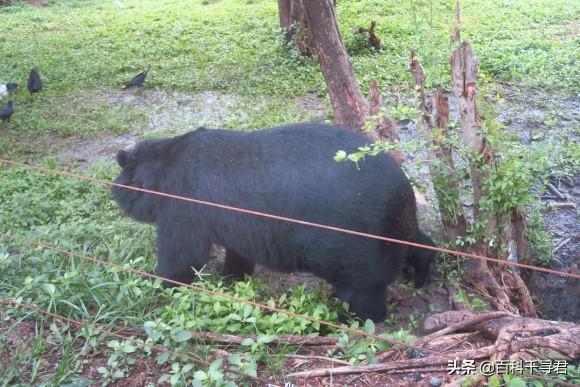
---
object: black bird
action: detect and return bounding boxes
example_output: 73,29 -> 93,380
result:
123,68 -> 149,89
27,68 -> 42,95
0,101 -> 14,123
0,83 -> 18,98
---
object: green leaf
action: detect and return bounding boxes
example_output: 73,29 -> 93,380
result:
170,328 -> 191,343
156,352 -> 170,365
121,343 -> 137,353
42,283 -> 56,296
363,319 -> 375,334
181,363 -> 194,374
240,338 -> 255,346
507,378 -> 526,387
209,358 -> 223,373
334,150 -> 347,162
228,354 -> 242,366
193,370 -> 208,381
258,334 -> 277,344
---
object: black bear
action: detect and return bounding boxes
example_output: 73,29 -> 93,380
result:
112,123 -> 435,321
405,231 -> 435,288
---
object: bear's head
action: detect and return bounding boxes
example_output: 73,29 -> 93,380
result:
112,139 -> 171,223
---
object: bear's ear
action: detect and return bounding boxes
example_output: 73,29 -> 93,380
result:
117,150 -> 136,168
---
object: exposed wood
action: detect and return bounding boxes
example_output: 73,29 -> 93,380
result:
492,317 -> 580,360
546,182 -> 567,200
450,41 -> 487,218
123,327 -> 339,346
432,89 -> 468,242
547,201 -> 577,208
421,310 -> 478,334
286,346 -> 497,378
288,354 -> 352,366
511,209 -> 530,280
422,311 -> 580,359
287,312 -> 580,379
490,265 -> 537,317
448,2 -> 536,317
463,249 -> 518,314
417,311 -> 512,346
554,237 -> 571,253
409,52 -> 467,242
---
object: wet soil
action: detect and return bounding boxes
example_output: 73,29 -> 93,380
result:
529,175 -> 579,322
36,88 -> 325,169
491,85 -> 579,323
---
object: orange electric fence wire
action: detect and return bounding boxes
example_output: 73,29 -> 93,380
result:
0,158 -> 578,281
0,298 -> 269,384
0,230 -> 446,357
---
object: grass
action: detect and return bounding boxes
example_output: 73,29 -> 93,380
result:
1,0 -> 579,385
0,0 -> 578,141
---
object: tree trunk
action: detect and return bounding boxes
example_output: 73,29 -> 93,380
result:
278,0 -> 292,35
450,2 -> 536,317
432,90 -> 468,242
277,0 -> 315,57
409,52 -> 467,243
302,0 -> 369,130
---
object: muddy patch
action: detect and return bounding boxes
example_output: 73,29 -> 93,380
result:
105,90 -> 248,137
529,175 -> 580,322
46,89 -> 326,169
47,89 -> 247,168
489,85 -> 579,322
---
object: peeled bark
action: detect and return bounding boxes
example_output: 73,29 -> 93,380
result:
450,1 -> 536,317
409,52 -> 467,243
432,90 -> 468,242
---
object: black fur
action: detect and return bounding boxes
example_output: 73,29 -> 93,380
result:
406,231 -> 436,288
112,123 -> 435,321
